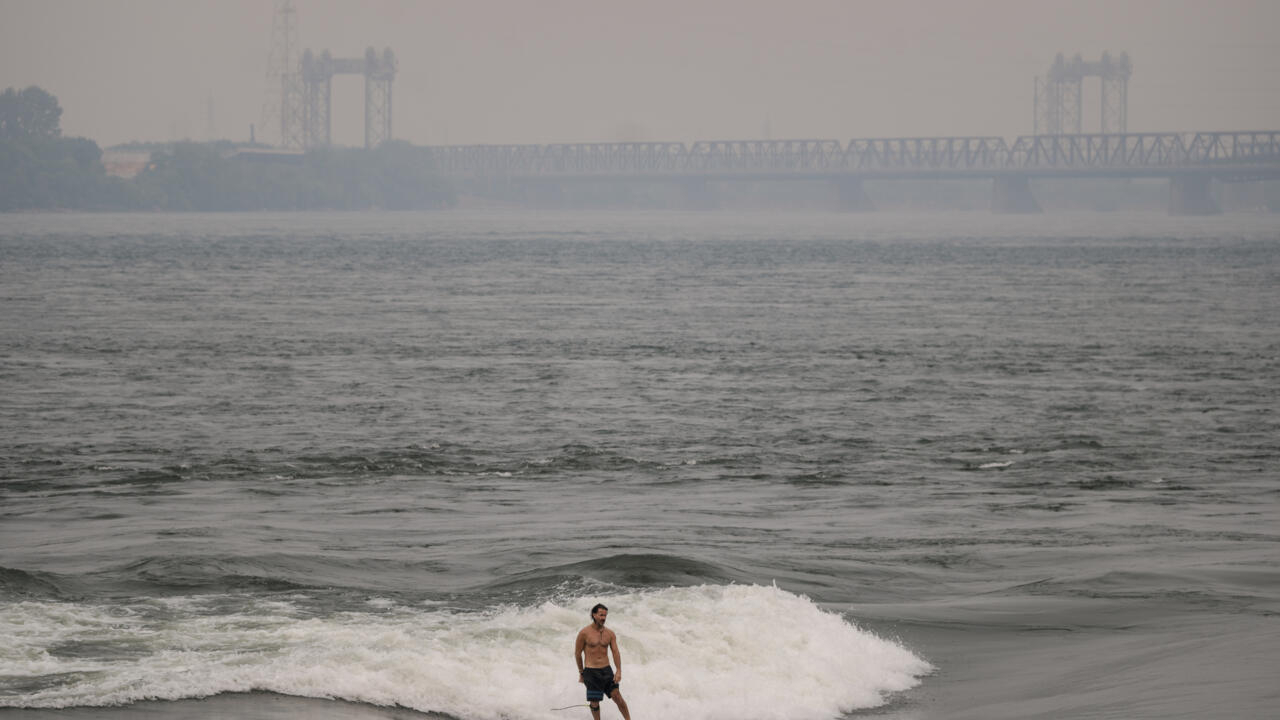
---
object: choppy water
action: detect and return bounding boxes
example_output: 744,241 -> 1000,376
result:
2,210 -> 1278,719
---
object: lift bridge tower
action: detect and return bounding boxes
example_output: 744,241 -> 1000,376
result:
1035,51 -> 1132,135
263,0 -> 397,150
301,47 -> 397,149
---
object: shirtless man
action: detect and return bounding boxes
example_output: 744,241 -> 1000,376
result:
574,603 -> 632,720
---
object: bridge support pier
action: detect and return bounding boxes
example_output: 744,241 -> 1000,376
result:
1168,174 -> 1220,215
529,179 -> 567,208
832,178 -> 875,211
680,179 -> 717,210
991,176 -> 1042,214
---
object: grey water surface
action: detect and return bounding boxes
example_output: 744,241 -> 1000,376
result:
1,210 -> 1277,719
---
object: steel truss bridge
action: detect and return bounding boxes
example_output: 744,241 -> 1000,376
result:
427,131 -> 1278,179
424,131 -> 1280,213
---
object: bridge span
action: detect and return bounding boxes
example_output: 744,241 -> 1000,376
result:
424,131 -> 1280,214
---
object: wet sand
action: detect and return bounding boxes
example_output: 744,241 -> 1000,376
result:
0,694 -> 443,720
866,602 -> 1280,720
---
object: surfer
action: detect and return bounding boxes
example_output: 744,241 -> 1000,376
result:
574,603 -> 632,720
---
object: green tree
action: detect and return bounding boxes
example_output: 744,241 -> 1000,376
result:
0,86 -> 63,140
0,85 -> 136,210
2,84 -> 454,211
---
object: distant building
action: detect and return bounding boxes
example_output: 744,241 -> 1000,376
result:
101,151 -> 151,178
222,147 -> 307,163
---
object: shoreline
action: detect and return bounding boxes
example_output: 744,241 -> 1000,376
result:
0,693 -> 446,720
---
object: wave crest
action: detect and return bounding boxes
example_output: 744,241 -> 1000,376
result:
481,553 -> 738,595
1,584 -> 930,718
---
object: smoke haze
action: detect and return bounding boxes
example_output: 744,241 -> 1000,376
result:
1,0 -> 1278,148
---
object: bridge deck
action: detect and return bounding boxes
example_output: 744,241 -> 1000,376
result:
425,131 -> 1280,180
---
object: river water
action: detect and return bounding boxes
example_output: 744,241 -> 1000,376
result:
1,210 -> 1277,719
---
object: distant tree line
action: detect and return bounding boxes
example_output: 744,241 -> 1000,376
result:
0,86 -> 135,210
1,86 -> 455,212
123,140 -> 456,211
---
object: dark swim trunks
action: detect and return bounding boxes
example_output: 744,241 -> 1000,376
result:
583,666 -> 619,702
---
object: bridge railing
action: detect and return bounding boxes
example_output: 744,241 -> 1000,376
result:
845,137 -> 1009,171
1186,131 -> 1280,164
541,142 -> 688,173
686,140 -> 846,173
1007,133 -> 1189,169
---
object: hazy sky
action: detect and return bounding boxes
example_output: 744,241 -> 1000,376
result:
2,0 -> 1278,148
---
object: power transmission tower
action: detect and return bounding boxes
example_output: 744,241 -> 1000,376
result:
263,0 -> 304,148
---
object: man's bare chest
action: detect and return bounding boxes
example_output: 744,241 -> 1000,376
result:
583,628 -> 611,648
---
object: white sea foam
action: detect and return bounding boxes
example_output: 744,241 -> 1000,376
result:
0,584 -> 931,719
